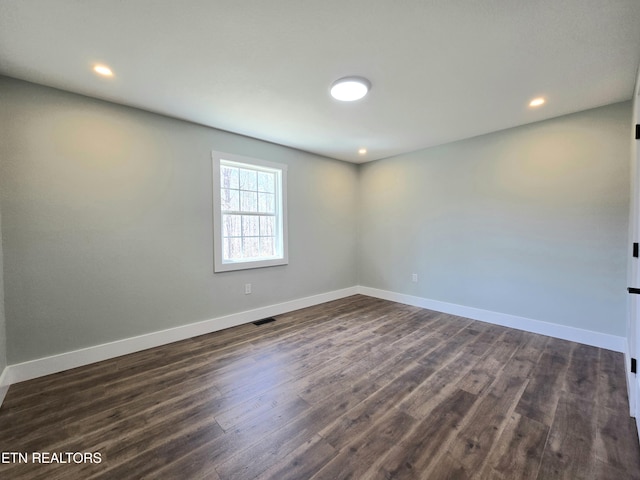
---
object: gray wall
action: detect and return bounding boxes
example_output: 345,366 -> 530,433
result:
0,77 -> 359,364
359,102 -> 631,337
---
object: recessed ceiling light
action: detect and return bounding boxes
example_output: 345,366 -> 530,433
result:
529,97 -> 545,107
358,148 -> 367,155
331,77 -> 371,102
93,64 -> 113,77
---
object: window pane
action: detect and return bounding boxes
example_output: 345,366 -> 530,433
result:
240,191 -> 257,212
258,171 -> 275,193
260,216 -> 275,236
221,189 -> 239,211
223,214 -> 241,237
226,238 -> 243,260
260,236 -> 275,257
221,165 -> 239,189
242,215 -> 260,237
239,169 -> 257,191
258,193 -> 275,213
244,237 -> 260,258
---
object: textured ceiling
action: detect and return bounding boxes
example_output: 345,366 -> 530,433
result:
1,0 -> 639,163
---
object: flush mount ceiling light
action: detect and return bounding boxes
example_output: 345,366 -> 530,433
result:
529,97 -> 546,107
358,148 -> 367,155
93,64 -> 113,77
330,77 -> 371,101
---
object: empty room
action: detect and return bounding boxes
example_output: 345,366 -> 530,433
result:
2,1 -> 640,479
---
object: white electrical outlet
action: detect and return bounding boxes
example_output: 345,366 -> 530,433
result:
412,273 -> 418,283
245,283 -> 252,294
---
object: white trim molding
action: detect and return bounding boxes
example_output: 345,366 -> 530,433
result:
1,287 -> 358,390
357,286 -> 626,353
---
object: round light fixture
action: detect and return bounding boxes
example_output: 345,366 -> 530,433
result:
358,148 -> 367,155
331,77 -> 370,101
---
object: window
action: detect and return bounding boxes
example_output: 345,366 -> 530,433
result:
212,151 -> 288,272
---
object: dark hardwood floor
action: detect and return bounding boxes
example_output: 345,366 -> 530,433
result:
0,295 -> 639,479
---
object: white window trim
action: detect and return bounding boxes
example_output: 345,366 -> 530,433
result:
212,150 -> 289,273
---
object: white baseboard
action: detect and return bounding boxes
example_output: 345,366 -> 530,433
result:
0,286 -> 359,392
357,286 -> 626,353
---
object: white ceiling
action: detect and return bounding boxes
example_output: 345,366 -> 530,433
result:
1,1 -> 639,163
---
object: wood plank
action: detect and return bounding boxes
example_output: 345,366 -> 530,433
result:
153,370 -> 386,479
447,361 -> 531,473
319,361 -> 436,450
427,451 -> 471,480
564,343 -> 600,400
536,391 -> 597,479
255,434 -> 337,480
309,408 -> 417,480
376,389 -> 478,479
595,404 -> 640,474
398,350 -> 477,419
592,458 -> 640,480
597,349 -> 629,412
515,339 -> 574,426
480,412 -> 549,480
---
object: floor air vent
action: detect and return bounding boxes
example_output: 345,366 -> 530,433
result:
253,317 -> 276,326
